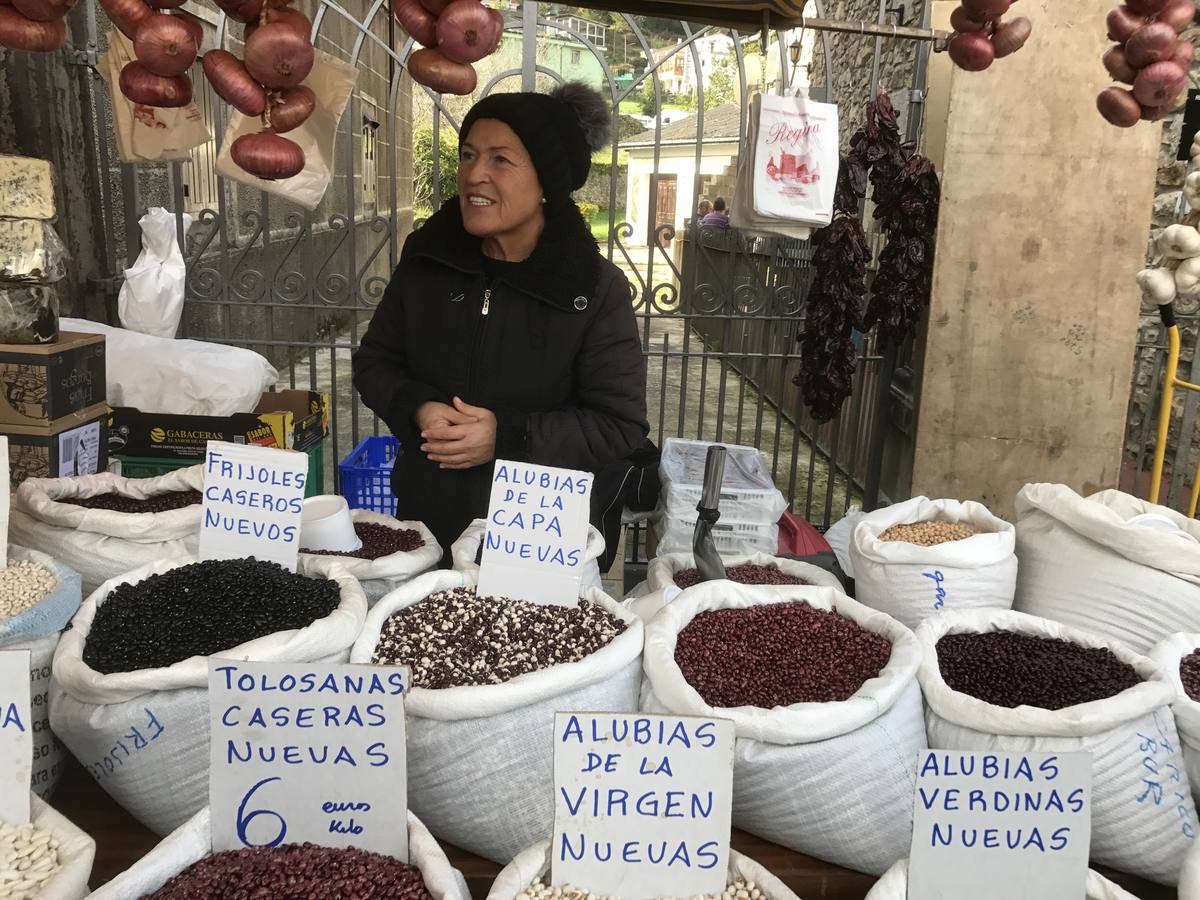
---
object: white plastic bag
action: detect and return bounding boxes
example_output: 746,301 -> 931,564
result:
118,208 -> 192,340
450,517 -> 606,591
641,582 -> 926,875
1150,633 -> 1200,802
1014,484 -> 1200,653
12,792 -> 96,900
850,496 -> 1017,629
49,555 -> 367,835
752,92 -> 839,228
350,569 -> 643,863
88,806 -> 469,900
916,608 -> 1198,885
824,506 -> 864,578
300,511 -> 441,605
866,859 -> 1139,900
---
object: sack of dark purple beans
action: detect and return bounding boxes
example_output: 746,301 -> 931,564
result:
12,467 -> 205,594
48,555 -> 367,835
640,582 -> 926,875
88,806 -> 470,900
1149,632 -> 1200,803
917,608 -> 1198,885
450,517 -> 607,591
300,511 -> 441,606
349,570 -> 643,863
866,859 -> 1138,900
1014,484 -> 1200,654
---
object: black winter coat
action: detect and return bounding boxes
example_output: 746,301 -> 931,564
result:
352,201 -> 649,554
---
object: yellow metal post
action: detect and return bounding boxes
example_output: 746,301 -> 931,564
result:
1150,323 -> 1180,506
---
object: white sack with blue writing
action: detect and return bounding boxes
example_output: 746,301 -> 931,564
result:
917,608 -> 1198,885
865,858 -> 1138,900
351,569 -> 644,864
88,806 -> 470,900
12,467 -> 205,594
485,839 -> 800,900
48,554 -> 366,836
301,511 -> 441,605
849,496 -> 1017,630
641,583 -> 926,875
15,792 -> 96,900
450,517 -> 606,590
1181,829 -> 1200,899
1150,632 -> 1200,805
1014,484 -> 1200,654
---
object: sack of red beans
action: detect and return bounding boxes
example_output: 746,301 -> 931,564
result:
350,569 -> 643,864
300,511 -> 441,606
0,791 -> 97,900
49,554 -> 367,836
12,467 -> 205,594
866,858 -> 1138,899
849,496 -> 1017,629
641,582 -> 926,875
450,518 -> 608,590
916,608 -> 1199,885
1149,632 -> 1200,803
1014,484 -> 1200,654
89,806 -> 470,900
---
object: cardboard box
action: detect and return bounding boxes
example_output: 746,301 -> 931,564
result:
0,331 -> 106,428
5,402 -> 108,486
108,389 -> 329,461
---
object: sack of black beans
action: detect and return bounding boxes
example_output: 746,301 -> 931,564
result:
1014,484 -> 1200,653
0,544 -> 83,799
12,468 -> 205,594
641,582 -> 926,875
1149,632 -> 1200,801
849,496 -> 1017,629
0,792 -> 97,900
485,839 -> 801,900
300,511 -> 441,606
88,806 -> 470,900
48,555 -> 367,836
450,518 -> 607,590
865,859 -> 1138,900
349,569 -> 643,864
629,551 -> 843,622
916,608 -> 1199,884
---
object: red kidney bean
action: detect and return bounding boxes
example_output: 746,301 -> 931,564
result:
673,562 -> 807,589
311,522 -> 425,560
62,489 -> 201,513
1181,648 -> 1200,701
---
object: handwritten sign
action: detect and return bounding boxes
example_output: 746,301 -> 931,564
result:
199,441 -> 308,571
552,712 -> 735,898
208,660 -> 409,859
0,651 -> 32,824
907,750 -> 1091,900
476,460 -> 592,606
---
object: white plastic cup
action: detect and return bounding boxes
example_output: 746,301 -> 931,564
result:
299,495 -> 362,553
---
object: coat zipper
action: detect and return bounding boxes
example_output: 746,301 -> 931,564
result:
465,281 -> 493,396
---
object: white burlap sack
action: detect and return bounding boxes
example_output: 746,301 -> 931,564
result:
1182,832 -> 1200,899
641,582 -> 926,875
88,806 -> 469,900
300,511 -> 441,605
849,496 -> 1017,629
1014,484 -> 1200,653
12,468 -> 205,594
486,839 -> 800,900
629,551 -> 843,622
917,608 -> 1198,885
9,792 -> 97,900
1150,633 -> 1200,804
49,555 -> 366,836
866,859 -> 1139,900
350,569 -> 644,863
451,518 -> 606,590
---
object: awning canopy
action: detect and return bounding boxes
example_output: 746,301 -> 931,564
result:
566,0 -> 808,30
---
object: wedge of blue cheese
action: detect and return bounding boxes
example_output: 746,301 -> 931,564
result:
0,220 -> 67,284
0,156 -> 55,221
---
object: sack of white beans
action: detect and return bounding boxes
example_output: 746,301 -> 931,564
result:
865,859 -> 1139,900
1014,484 -> 1200,653
49,555 -> 366,836
88,806 -> 470,900
1149,632 -> 1200,803
450,517 -> 606,590
11,468 -> 204,594
641,582 -> 926,875
849,496 -> 1017,629
916,608 -> 1198,885
349,569 -> 643,863
0,792 -> 96,900
485,839 -> 801,900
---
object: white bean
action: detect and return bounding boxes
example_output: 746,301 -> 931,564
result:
0,822 -> 61,899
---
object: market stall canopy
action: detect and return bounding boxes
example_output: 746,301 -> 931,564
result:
567,0 -> 807,29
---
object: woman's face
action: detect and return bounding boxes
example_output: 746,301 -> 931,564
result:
457,118 -> 544,240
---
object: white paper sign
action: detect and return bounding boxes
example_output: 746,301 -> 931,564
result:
552,712 -> 735,898
199,441 -> 308,571
0,651 -> 32,824
208,660 -> 409,860
476,460 -> 593,606
908,750 -> 1092,900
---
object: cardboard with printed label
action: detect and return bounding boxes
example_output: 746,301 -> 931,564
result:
0,650 -> 32,825
0,332 -> 106,427
3,402 -> 108,488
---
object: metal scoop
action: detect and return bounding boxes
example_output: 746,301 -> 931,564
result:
693,445 -> 728,583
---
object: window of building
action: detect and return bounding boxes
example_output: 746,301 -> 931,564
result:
571,48 -> 581,65
362,114 -> 379,209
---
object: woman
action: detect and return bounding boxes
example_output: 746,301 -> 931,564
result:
352,83 -> 649,556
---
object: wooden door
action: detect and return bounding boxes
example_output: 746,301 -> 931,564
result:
655,174 -> 677,246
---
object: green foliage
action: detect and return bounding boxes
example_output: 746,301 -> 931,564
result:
637,83 -> 659,117
704,62 -> 736,110
576,200 -> 600,221
617,114 -> 645,140
412,125 -> 459,210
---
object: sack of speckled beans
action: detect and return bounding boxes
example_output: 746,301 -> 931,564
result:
865,859 -> 1139,900
48,555 -> 366,836
640,581 -> 926,875
349,569 -> 643,864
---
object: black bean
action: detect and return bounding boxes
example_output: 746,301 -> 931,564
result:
312,522 -> 425,560
62,490 -> 202,513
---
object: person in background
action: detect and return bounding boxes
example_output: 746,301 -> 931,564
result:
701,196 -> 731,229
695,199 -> 712,219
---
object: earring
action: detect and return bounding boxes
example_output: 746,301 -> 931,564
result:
540,197 -> 546,204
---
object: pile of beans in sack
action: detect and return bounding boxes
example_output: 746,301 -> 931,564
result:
1149,632 -> 1200,801
640,581 -> 925,875
350,569 -> 643,863
1015,483 -> 1200,653
49,555 -> 366,835
89,807 -> 470,900
451,518 -> 608,590
916,608 -> 1198,884
0,793 -> 96,900
300,511 -> 441,606
849,496 -> 1017,629
11,467 -> 205,594
865,859 -> 1139,900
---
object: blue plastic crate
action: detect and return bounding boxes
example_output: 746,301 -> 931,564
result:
339,435 -> 399,515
